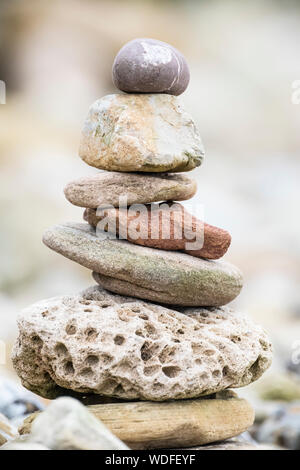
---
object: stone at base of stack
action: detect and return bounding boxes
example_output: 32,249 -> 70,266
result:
19,391 -> 254,449
12,286 -> 272,402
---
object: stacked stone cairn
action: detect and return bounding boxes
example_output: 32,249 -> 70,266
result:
12,38 -> 273,450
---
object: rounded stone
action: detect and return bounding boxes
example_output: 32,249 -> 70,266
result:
64,172 -> 197,208
42,222 -> 243,307
112,38 -> 190,96
79,94 -> 204,173
12,286 -> 272,401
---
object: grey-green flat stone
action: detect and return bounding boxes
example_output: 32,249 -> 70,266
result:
43,223 -> 243,307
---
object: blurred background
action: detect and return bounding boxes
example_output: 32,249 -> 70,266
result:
0,0 -> 300,447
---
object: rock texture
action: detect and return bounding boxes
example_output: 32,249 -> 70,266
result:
19,391 -> 254,449
25,397 -> 128,450
64,172 -> 197,208
1,441 -> 50,450
12,286 -> 272,401
255,402 -> 300,450
0,412 -> 18,447
79,94 -> 204,172
84,203 -> 231,260
112,38 -> 190,96
43,223 -> 242,306
187,438 -> 283,451
0,376 -> 43,420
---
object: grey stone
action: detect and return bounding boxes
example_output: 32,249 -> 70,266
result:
12,286 -> 272,401
79,94 -> 204,172
256,402 -> 300,450
112,38 -> 190,95
0,413 -> 18,446
0,376 -> 43,420
26,397 -> 128,450
64,172 -> 197,208
42,222 -> 243,307
1,441 -> 50,450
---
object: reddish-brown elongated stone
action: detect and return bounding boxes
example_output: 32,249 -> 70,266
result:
84,203 -> 231,260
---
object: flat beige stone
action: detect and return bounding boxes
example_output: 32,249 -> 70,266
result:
12,286 -> 272,401
19,391 -> 254,449
43,223 -> 243,307
64,172 -> 197,208
79,94 -> 204,172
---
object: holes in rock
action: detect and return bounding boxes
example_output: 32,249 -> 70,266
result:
114,335 -> 125,346
79,367 -> 93,378
192,343 -> 202,354
100,303 -> 111,309
153,382 -> 164,391
203,349 -> 216,356
64,361 -> 74,375
200,372 -> 209,381
117,309 -> 131,322
259,339 -> 269,351
85,328 -> 98,341
177,329 -> 185,335
117,360 -> 131,373
100,353 -> 113,365
172,338 -> 180,343
231,335 -> 241,343
79,300 -> 91,305
162,366 -> 181,378
139,313 -> 149,320
143,365 -> 160,376
114,384 -> 125,395
54,343 -> 68,356
85,355 -> 99,366
84,308 -> 92,313
131,307 -> 141,313
135,329 -> 144,337
102,379 -> 118,391
41,310 -> 49,318
212,369 -> 221,378
31,335 -> 42,345
140,341 -> 159,362
159,346 -> 176,364
158,314 -> 171,325
222,366 -> 229,377
66,323 -> 76,335
195,359 -> 202,365
144,322 -> 157,337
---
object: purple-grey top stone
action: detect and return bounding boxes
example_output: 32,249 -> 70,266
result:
112,38 -> 190,96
